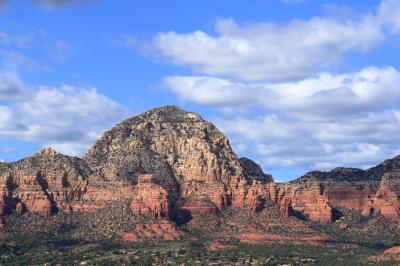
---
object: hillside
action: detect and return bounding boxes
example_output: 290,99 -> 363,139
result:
0,106 -> 399,265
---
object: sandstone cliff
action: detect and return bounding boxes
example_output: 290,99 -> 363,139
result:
282,157 -> 400,222
84,106 -> 274,220
0,105 -> 398,229
0,147 -> 91,217
0,106 -> 278,226
239,157 -> 273,184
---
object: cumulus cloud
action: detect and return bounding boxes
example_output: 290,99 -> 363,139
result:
153,0 -> 400,82
165,66 -> 400,117
0,71 -> 25,101
378,0 -> 400,33
214,111 -> 400,171
164,76 -> 263,107
153,0 -> 400,178
0,77 -> 128,156
164,66 -> 400,172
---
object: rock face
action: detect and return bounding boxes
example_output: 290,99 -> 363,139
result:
0,105 -> 399,230
84,106 -> 243,186
370,246 -> 400,262
122,221 -> 184,243
84,106 -> 274,221
277,181 -> 333,223
282,157 -> 400,222
0,106 -> 278,226
130,174 -> 170,220
239,157 -> 273,184
0,147 -> 90,218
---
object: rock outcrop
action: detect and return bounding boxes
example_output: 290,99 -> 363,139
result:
130,174 -> 170,220
122,221 -> 184,243
370,246 -> 400,262
0,105 -> 399,231
0,106 -> 278,226
281,157 -> 400,222
0,147 -> 91,218
84,106 -> 275,221
84,106 -> 244,186
277,181 -> 333,223
239,157 -> 273,183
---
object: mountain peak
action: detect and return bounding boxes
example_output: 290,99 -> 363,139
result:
34,146 -> 60,157
135,105 -> 203,124
84,105 -> 243,187
239,157 -> 273,183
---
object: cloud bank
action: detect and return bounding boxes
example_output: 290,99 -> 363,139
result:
153,0 -> 400,83
165,67 -> 400,170
0,73 -> 128,156
156,0 -> 400,176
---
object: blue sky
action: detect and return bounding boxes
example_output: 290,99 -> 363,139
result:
0,0 -> 399,182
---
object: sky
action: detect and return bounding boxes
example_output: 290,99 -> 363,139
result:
0,0 -> 399,182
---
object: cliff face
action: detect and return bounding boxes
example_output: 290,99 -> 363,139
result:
84,106 -> 274,220
84,106 -> 243,185
0,106 -> 277,225
0,106 -> 399,228
130,174 -> 170,220
0,147 -> 90,218
239,157 -> 273,184
282,158 -> 400,222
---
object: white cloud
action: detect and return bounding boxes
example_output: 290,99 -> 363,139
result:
165,66 -> 400,117
214,111 -> 400,171
138,0 -> 400,179
164,76 -> 262,107
0,78 -> 128,156
0,71 -> 24,100
154,15 -> 379,82
378,0 -> 400,33
164,66 -> 400,172
153,0 -> 400,82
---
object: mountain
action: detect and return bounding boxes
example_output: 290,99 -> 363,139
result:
0,147 -> 91,218
0,106 -> 399,265
239,157 -> 273,183
283,156 -> 400,222
84,106 -> 276,222
1,106 -> 399,225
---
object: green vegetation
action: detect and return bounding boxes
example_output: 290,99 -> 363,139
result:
1,206 -> 399,265
0,236 -> 398,265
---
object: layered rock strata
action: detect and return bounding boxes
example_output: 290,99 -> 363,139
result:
282,158 -> 400,222
0,147 -> 90,218
84,106 -> 275,220
0,106 -> 399,229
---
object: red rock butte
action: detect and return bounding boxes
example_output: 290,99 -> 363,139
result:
0,106 -> 399,229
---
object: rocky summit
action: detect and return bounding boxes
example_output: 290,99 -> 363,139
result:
83,106 -> 277,222
0,106 -> 400,265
